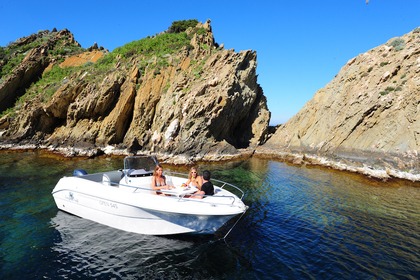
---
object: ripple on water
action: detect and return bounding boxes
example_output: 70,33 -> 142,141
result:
1,152 -> 419,279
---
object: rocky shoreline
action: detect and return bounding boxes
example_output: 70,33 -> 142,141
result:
1,25 -> 419,185
255,149 -> 420,183
2,143 -> 419,183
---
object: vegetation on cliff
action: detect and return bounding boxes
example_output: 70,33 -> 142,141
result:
3,19 -> 417,182
0,29 -> 82,79
0,20 -> 210,117
0,20 -> 270,163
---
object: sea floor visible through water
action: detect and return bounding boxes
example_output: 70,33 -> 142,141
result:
0,150 -> 419,279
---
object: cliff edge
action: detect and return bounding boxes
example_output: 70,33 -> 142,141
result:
257,27 -> 420,181
0,20 -> 270,163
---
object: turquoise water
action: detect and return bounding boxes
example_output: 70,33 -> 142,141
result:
0,151 -> 419,279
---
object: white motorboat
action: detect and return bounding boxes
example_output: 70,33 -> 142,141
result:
51,156 -> 248,235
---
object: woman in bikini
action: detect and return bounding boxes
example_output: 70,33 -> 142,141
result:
183,167 -> 203,190
151,164 -> 172,195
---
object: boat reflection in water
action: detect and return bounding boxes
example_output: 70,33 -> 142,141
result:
50,211 -> 248,278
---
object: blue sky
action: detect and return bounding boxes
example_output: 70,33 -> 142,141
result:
1,0 -> 419,125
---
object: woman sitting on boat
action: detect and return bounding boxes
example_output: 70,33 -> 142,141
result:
151,164 -> 173,195
183,167 -> 203,189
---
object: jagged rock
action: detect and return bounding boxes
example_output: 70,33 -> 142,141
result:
257,27 -> 420,179
0,47 -> 49,112
0,21 -> 271,162
0,29 -> 81,112
2,22 -> 420,181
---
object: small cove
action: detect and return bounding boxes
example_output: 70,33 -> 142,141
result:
0,150 -> 418,279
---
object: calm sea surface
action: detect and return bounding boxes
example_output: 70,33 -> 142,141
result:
0,150 -> 419,279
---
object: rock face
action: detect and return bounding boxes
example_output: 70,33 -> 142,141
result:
0,29 -> 79,112
257,27 -> 420,179
0,21 -> 270,162
3,21 -> 418,180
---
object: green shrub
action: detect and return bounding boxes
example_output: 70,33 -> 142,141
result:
0,53 -> 25,78
168,19 -> 199,33
113,32 -> 190,59
379,86 -> 396,96
388,38 -> 405,51
24,65 -> 79,103
1,21 -> 210,116
95,52 -> 116,68
0,106 -> 16,118
196,27 -> 207,36
0,32 -> 84,79
84,61 -> 94,67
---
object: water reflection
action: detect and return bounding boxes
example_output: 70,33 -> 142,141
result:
49,211 -> 250,279
1,151 -> 419,279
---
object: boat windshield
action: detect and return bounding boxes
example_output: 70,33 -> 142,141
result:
124,156 -> 158,172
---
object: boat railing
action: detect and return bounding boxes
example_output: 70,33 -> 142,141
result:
115,181 -> 157,193
110,180 -> 240,206
107,171 -> 244,206
176,193 -> 238,206
164,171 -> 245,200
211,178 -> 245,200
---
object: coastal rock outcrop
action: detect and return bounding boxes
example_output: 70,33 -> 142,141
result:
0,20 -> 270,163
3,20 -> 419,181
257,27 -> 420,180
0,29 -> 78,112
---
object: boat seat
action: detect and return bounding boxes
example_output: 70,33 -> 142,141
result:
103,171 -> 123,186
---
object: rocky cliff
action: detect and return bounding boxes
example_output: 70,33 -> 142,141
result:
0,20 -> 270,163
2,21 -> 419,181
257,27 -> 420,181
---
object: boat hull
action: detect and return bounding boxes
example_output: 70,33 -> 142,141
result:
52,175 -> 246,235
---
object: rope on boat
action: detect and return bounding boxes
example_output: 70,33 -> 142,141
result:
221,207 -> 248,240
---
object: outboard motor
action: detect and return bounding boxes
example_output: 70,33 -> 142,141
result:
73,169 -> 88,176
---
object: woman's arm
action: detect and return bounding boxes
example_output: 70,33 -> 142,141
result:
197,176 -> 203,190
151,176 -> 158,190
